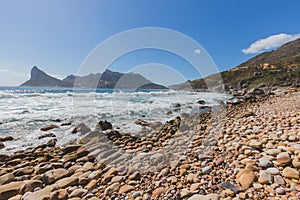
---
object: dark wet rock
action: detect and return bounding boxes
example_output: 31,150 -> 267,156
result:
0,142 -> 4,149
21,110 -> 30,114
40,125 -> 59,131
197,100 -> 206,105
0,154 -> 9,162
61,122 -> 72,126
62,145 -> 82,155
52,119 -> 62,122
106,130 -> 122,140
38,133 -> 56,140
47,139 -> 57,147
135,119 -> 150,127
95,120 -> 113,131
0,136 -> 14,142
173,103 -> 181,108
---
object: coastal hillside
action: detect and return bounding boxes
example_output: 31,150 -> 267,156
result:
174,38 -> 300,90
20,67 -> 167,89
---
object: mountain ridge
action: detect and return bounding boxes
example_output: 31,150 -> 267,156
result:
20,67 -> 168,89
172,38 -> 300,91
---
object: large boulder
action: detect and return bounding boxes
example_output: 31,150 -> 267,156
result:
95,120 -> 113,131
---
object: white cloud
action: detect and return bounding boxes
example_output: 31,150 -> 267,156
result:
194,49 -> 201,55
242,33 -> 300,54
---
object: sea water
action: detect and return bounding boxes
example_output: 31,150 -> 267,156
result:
0,87 -> 230,154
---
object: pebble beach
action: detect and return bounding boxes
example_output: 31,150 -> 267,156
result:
1,89 -> 300,200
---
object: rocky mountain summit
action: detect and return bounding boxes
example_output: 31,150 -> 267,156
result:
20,67 -> 167,90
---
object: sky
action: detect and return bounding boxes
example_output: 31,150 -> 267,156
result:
0,0 -> 300,86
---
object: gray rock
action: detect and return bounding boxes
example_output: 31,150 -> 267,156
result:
259,157 -> 272,168
202,166 -> 212,175
276,187 -> 286,195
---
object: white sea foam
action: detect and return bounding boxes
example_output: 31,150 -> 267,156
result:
0,88 -> 230,154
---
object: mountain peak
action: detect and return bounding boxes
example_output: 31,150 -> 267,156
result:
32,66 -> 39,71
21,66 -> 68,87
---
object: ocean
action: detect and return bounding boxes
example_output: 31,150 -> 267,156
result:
0,87 -> 230,154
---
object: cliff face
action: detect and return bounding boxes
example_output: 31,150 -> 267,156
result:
20,67 -> 168,89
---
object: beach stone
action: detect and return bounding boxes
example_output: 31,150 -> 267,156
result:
266,167 -> 279,175
276,152 -> 291,166
236,164 -> 255,189
0,173 -> 15,185
151,187 -> 165,198
19,180 -> 43,194
274,175 -> 285,185
188,194 -> 220,200
22,183 -> 56,200
118,184 -> 135,194
53,189 -> 68,200
190,183 -> 201,192
180,188 -> 191,198
266,149 -> 280,156
215,157 -> 224,166
0,181 -> 25,199
13,166 -> 34,176
292,158 -> 300,168
56,177 -> 78,188
0,136 -> 14,142
202,166 -> 212,175
248,140 -> 262,149
110,176 -> 124,184
187,173 -> 197,183
43,168 -> 69,184
283,167 -> 299,179
40,125 -> 59,131
38,133 -> 56,139
259,157 -> 272,168
69,188 -> 88,198
276,187 -> 286,195
104,182 -> 120,196
86,179 -> 97,190
258,170 -> 272,184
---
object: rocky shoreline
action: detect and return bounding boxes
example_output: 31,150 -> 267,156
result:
1,88 -> 300,200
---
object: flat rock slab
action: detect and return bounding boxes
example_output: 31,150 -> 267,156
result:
0,181 -> 25,200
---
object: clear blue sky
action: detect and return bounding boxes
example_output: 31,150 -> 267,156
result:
0,0 -> 300,86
